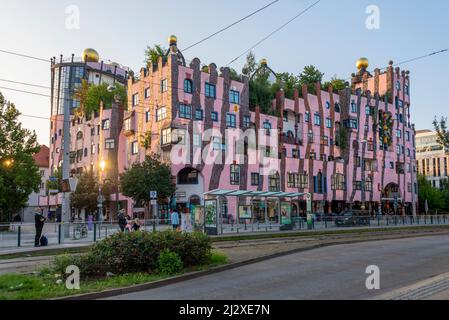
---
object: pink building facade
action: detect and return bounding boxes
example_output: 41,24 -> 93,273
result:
42,39 -> 418,221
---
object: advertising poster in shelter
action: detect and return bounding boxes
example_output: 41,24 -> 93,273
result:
181,212 -> 194,233
204,200 -> 218,235
192,205 -> 204,231
239,205 -> 252,220
281,202 -> 292,225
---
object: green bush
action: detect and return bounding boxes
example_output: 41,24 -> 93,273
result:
157,250 -> 183,275
52,230 -> 211,279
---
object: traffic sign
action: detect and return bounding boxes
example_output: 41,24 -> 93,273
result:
151,200 -> 157,205
150,191 -> 157,199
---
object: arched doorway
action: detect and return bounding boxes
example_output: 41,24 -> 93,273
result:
176,167 -> 204,214
382,183 -> 402,215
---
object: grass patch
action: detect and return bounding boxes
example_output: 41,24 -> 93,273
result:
0,251 -> 228,300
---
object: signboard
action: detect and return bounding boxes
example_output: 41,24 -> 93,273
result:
238,206 -> 252,220
150,191 -> 157,199
150,200 -> 157,205
192,205 -> 205,231
280,202 -> 292,225
306,193 -> 312,213
181,213 -> 194,233
49,189 -> 59,195
204,200 -> 218,235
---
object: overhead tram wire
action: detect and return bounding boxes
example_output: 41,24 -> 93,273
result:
0,78 -> 51,89
226,0 -> 322,67
2,45 -> 449,124
0,49 -> 50,63
181,0 -> 280,52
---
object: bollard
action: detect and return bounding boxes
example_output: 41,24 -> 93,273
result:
17,226 -> 21,247
153,221 -> 156,232
94,223 -> 97,242
58,223 -> 62,245
431,216 -> 434,224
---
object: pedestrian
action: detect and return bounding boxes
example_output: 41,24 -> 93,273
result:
170,209 -> 180,231
34,209 -> 46,247
117,209 -> 127,232
132,218 -> 142,231
13,214 -> 22,223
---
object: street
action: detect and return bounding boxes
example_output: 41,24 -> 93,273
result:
106,235 -> 449,300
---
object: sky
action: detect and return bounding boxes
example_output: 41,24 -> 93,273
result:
0,0 -> 448,145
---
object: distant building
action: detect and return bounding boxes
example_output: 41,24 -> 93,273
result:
416,130 -> 449,189
21,145 -> 50,222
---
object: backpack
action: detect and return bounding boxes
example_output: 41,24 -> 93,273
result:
40,235 -> 48,247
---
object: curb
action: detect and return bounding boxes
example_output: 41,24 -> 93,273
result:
56,231 -> 449,300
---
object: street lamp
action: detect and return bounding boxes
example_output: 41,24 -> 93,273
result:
97,160 -> 107,221
3,159 -> 13,167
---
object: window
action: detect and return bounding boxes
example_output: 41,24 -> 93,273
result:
334,102 -> 341,112
124,118 -> 132,131
229,90 -> 240,104
288,173 -> 299,188
309,151 -> 316,160
326,101 -> 330,109
193,134 -> 201,147
406,131 -> 410,142
326,118 -> 332,128
90,127 -> 95,136
314,113 -> 321,126
251,173 -> 260,186
145,111 -> 151,122
265,146 -> 271,157
211,111 -> 218,122
157,107 -> 167,121
332,174 -> 346,190
314,173 -> 326,194
226,113 -> 236,128
212,137 -> 225,151
131,141 -> 139,155
343,119 -> 358,130
366,106 -> 371,115
105,139 -> 115,150
184,79 -> 193,94
195,108 -> 203,121
132,93 -> 139,107
396,81 -> 401,91
76,131 -> 83,140
351,101 -> 357,113
292,149 -> 300,159
230,165 -> 240,185
355,156 -> 361,167
269,172 -> 280,192
263,121 -> 272,136
91,144 -> 96,155
305,112 -> 310,122
102,119 -> 110,130
321,136 -> 329,146
243,115 -> 251,128
298,174 -> 308,189
178,168 -> 199,185
178,104 -> 191,119
144,87 -> 150,99
353,181 -> 363,191
172,129 -> 186,145
162,129 -> 172,145
396,129 -> 402,138
161,79 -> 168,93
365,178 -> 373,192
308,130 -> 314,143
205,83 -> 216,98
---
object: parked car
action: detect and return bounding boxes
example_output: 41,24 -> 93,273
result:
335,212 -> 370,227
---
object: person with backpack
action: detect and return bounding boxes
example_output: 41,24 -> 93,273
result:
34,209 -> 46,247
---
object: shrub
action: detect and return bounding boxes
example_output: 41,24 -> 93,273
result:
157,250 -> 183,275
52,230 -> 212,279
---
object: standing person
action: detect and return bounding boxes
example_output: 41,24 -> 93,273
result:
117,209 -> 127,232
34,209 -> 46,247
170,209 -> 179,231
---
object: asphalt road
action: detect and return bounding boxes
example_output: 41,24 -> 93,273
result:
107,235 -> 449,300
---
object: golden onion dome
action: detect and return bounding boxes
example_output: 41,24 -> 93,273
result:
356,57 -> 369,70
82,48 -> 99,63
168,35 -> 178,46
260,58 -> 268,67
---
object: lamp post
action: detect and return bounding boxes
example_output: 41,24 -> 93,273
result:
97,160 -> 106,221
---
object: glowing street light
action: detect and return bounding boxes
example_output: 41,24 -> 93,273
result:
99,160 -> 106,172
3,159 -> 13,167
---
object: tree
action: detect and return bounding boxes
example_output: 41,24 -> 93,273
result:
73,79 -> 90,118
298,65 -> 324,94
83,83 -> 127,116
120,154 -> 175,211
335,125 -> 348,152
145,44 -> 166,66
70,171 -> 99,215
433,117 -> 449,150
271,72 -> 299,100
323,76 -> 346,93
0,92 -> 41,222
242,51 -> 257,76
417,175 -> 444,213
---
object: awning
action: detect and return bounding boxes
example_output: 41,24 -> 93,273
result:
204,189 -> 306,198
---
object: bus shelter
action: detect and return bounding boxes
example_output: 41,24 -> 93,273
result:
204,189 -> 310,228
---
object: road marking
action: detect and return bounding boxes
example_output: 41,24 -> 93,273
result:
375,271 -> 449,300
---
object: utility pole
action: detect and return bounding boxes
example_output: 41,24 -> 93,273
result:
60,74 -> 72,242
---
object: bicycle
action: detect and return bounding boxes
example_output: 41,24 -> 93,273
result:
73,223 -> 88,240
